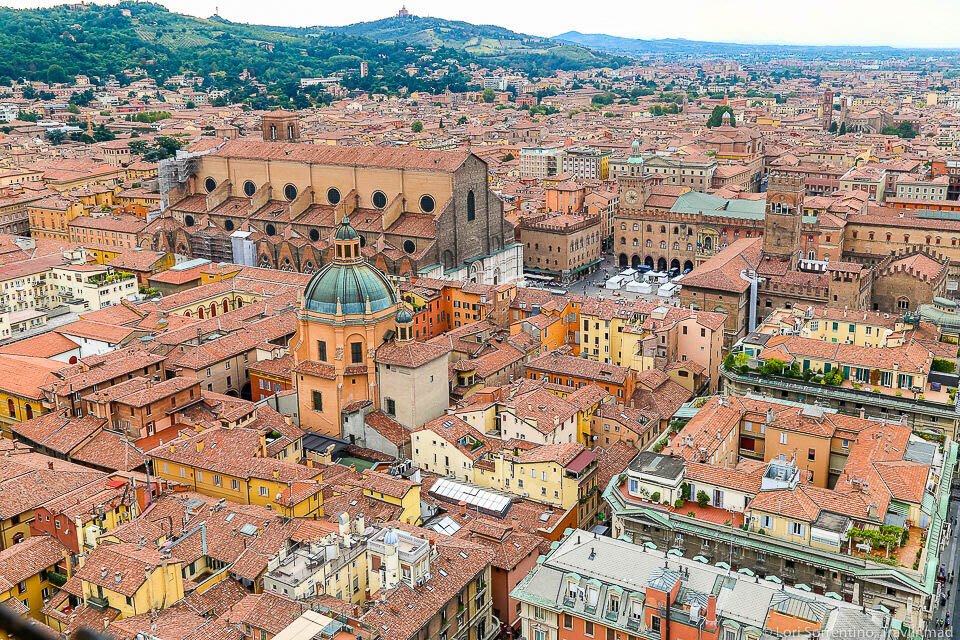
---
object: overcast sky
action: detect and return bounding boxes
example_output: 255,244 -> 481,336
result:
4,0 -> 959,48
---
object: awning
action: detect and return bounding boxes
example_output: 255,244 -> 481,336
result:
825,591 -> 843,600
715,561 -> 731,570
764,575 -> 783,584
737,568 -> 755,577
667,548 -> 683,557
794,584 -> 812,592
692,555 -> 709,563
644,541 -> 658,550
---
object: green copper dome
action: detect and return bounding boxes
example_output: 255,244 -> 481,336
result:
304,261 -> 397,315
334,216 -> 359,241
396,307 -> 413,324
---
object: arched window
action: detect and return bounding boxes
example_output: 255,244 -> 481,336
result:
198,307 -> 205,319
222,299 -> 229,313
25,405 -> 32,420
7,399 -> 14,417
646,224 -> 652,232
210,303 -> 217,317
224,219 -> 234,231
645,239 -> 653,248
466,190 -> 476,221
673,242 -> 679,250
236,298 -> 243,308
897,297 -> 910,310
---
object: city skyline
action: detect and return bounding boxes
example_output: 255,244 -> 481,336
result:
3,0 -> 960,49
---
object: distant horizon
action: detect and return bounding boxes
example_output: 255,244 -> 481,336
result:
3,0 -> 959,50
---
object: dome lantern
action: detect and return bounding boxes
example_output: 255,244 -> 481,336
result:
396,306 -> 414,342
333,216 -> 362,265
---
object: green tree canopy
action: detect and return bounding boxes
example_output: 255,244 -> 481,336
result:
706,105 -> 735,128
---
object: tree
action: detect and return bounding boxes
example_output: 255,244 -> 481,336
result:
69,89 -> 94,107
46,63 -> 67,84
129,140 -> 149,155
67,103 -> 80,115
501,152 -> 515,162
882,121 -> 918,139
481,88 -> 495,103
457,115 -> 468,125
142,136 -> 183,161
696,490 -> 710,508
45,129 -> 65,145
829,121 -> 838,133
706,105 -> 735,128
411,120 -> 423,133
838,122 -> 847,135
185,100 -> 197,109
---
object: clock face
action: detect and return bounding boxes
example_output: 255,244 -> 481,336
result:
624,190 -> 639,205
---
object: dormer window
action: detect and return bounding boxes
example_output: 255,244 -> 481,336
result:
608,595 -> 620,614
586,587 -> 599,609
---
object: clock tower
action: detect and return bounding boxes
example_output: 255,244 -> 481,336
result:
762,171 -> 805,268
618,174 -> 657,214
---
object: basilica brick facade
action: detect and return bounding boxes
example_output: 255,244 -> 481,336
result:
143,140 -> 522,285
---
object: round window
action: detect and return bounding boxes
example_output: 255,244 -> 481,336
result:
224,219 -> 234,231
419,195 -> 435,213
403,239 -> 416,254
283,184 -> 298,201
184,215 -> 195,227
243,180 -> 256,197
265,223 -> 276,236
204,177 -> 217,193
309,229 -> 320,242
372,190 -> 388,209
327,187 -> 341,205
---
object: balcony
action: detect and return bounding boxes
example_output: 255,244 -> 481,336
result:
721,366 -> 958,422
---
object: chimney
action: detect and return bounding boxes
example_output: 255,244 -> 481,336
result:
195,440 -> 204,453
101,567 -> 108,578
704,593 -> 718,630
47,461 -> 54,470
459,501 -> 467,517
114,571 -> 122,584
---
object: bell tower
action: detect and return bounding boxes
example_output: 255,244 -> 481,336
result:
261,110 -> 301,142
762,171 -> 805,268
